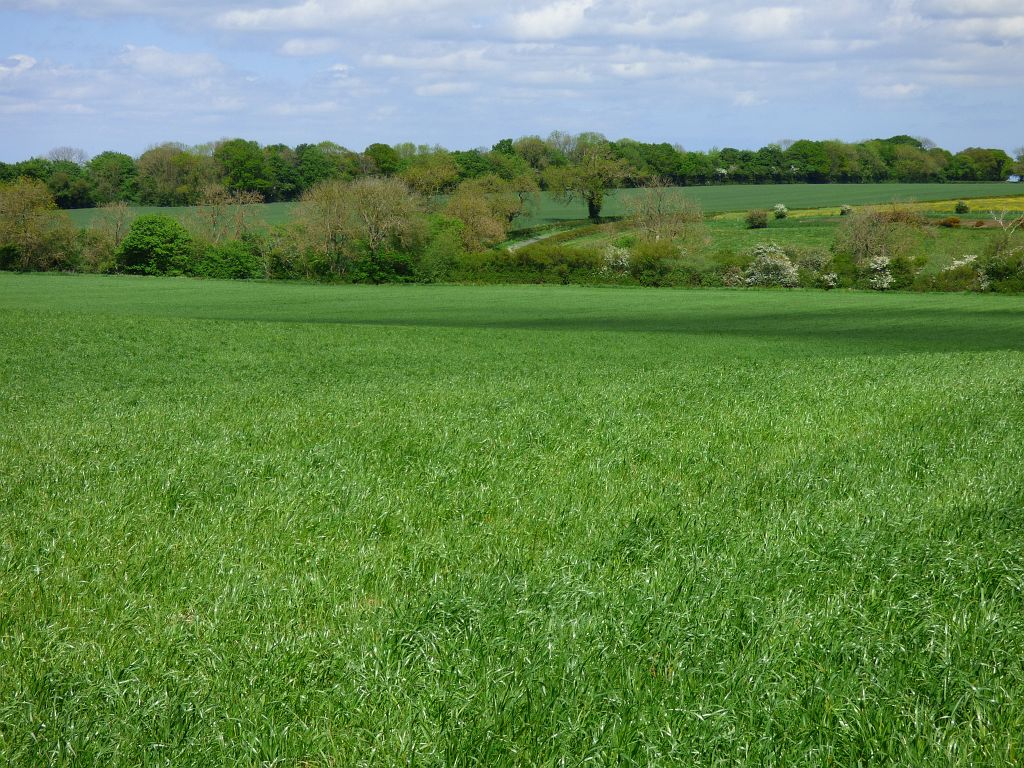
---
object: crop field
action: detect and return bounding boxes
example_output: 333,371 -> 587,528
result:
65,201 -> 298,229
3,274 -> 1024,765
511,183 -> 1024,228
64,182 -> 1024,230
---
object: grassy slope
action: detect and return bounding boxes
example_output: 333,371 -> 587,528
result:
65,182 -> 1024,230
551,215 -> 1003,274
2,274 -> 1024,766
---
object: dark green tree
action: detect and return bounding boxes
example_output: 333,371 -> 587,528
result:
116,214 -> 194,275
214,139 -> 271,195
87,151 -> 138,204
363,143 -> 403,176
263,144 -> 300,201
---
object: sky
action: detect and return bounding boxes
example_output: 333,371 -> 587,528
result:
0,0 -> 1021,162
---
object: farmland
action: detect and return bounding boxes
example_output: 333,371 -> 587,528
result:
63,182 -> 1023,230
3,274 -> 1024,765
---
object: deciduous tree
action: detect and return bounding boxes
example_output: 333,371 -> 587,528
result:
626,184 -> 706,250
0,178 -> 77,270
87,151 -> 138,204
544,140 -> 630,221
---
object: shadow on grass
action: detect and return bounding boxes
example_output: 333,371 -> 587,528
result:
319,305 -> 1024,356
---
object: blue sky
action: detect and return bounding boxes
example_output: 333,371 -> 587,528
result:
1,0 -> 1021,161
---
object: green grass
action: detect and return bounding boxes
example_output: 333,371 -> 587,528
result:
65,183 -> 1023,231
551,214 -> 1000,275
65,201 -> 297,229
512,183 -> 1022,228
3,274 -> 1024,765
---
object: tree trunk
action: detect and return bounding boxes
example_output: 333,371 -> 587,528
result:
587,197 -> 601,221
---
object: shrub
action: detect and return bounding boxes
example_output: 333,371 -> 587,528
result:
627,187 -> 704,242
773,203 -> 788,220
840,205 -> 853,216
867,255 -> 894,291
820,272 -> 839,290
721,266 -> 745,287
744,243 -> 799,287
78,229 -> 117,274
602,245 -> 630,273
464,242 -> 605,284
629,239 -> 679,286
955,200 -> 970,214
193,240 -> 261,279
877,206 -> 926,226
790,246 -> 831,273
116,215 -> 195,275
938,217 -> 961,228
745,209 -> 769,229
419,217 -> 465,283
917,255 -> 988,292
978,216 -> 1024,292
832,209 -> 927,288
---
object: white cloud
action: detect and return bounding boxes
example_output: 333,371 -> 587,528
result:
608,10 -> 710,37
733,91 -> 766,106
507,0 -> 594,40
610,61 -> 650,78
858,82 -> 923,99
0,101 -> 93,114
269,100 -> 342,115
943,15 -> 1024,39
119,45 -> 223,78
414,81 -> 476,96
216,0 -> 470,30
280,38 -> 340,56
727,6 -> 803,40
0,54 -> 36,79
363,49 -> 490,71
514,65 -> 593,84
607,50 -> 714,79
918,0 -> 1024,17
217,0 -> 328,31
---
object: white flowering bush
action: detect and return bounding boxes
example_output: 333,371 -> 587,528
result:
932,254 -> 989,291
946,254 -> 978,271
773,203 -> 788,220
602,245 -> 630,273
821,272 -> 839,290
867,254 -> 894,290
744,243 -> 799,287
869,271 -> 894,290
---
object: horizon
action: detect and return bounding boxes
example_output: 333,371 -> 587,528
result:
3,132 -> 1019,166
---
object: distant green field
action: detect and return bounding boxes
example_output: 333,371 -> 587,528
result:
65,182 -> 1023,230
3,273 -> 1024,765
66,201 -> 297,228
514,182 -> 1024,228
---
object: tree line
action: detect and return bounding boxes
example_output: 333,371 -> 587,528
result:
3,133 -> 1021,210
3,170 -> 1021,294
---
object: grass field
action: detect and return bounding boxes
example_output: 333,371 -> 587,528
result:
540,213 -> 1003,275
64,183 -> 1024,230
3,274 -> 1024,765
512,183 -> 1024,228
